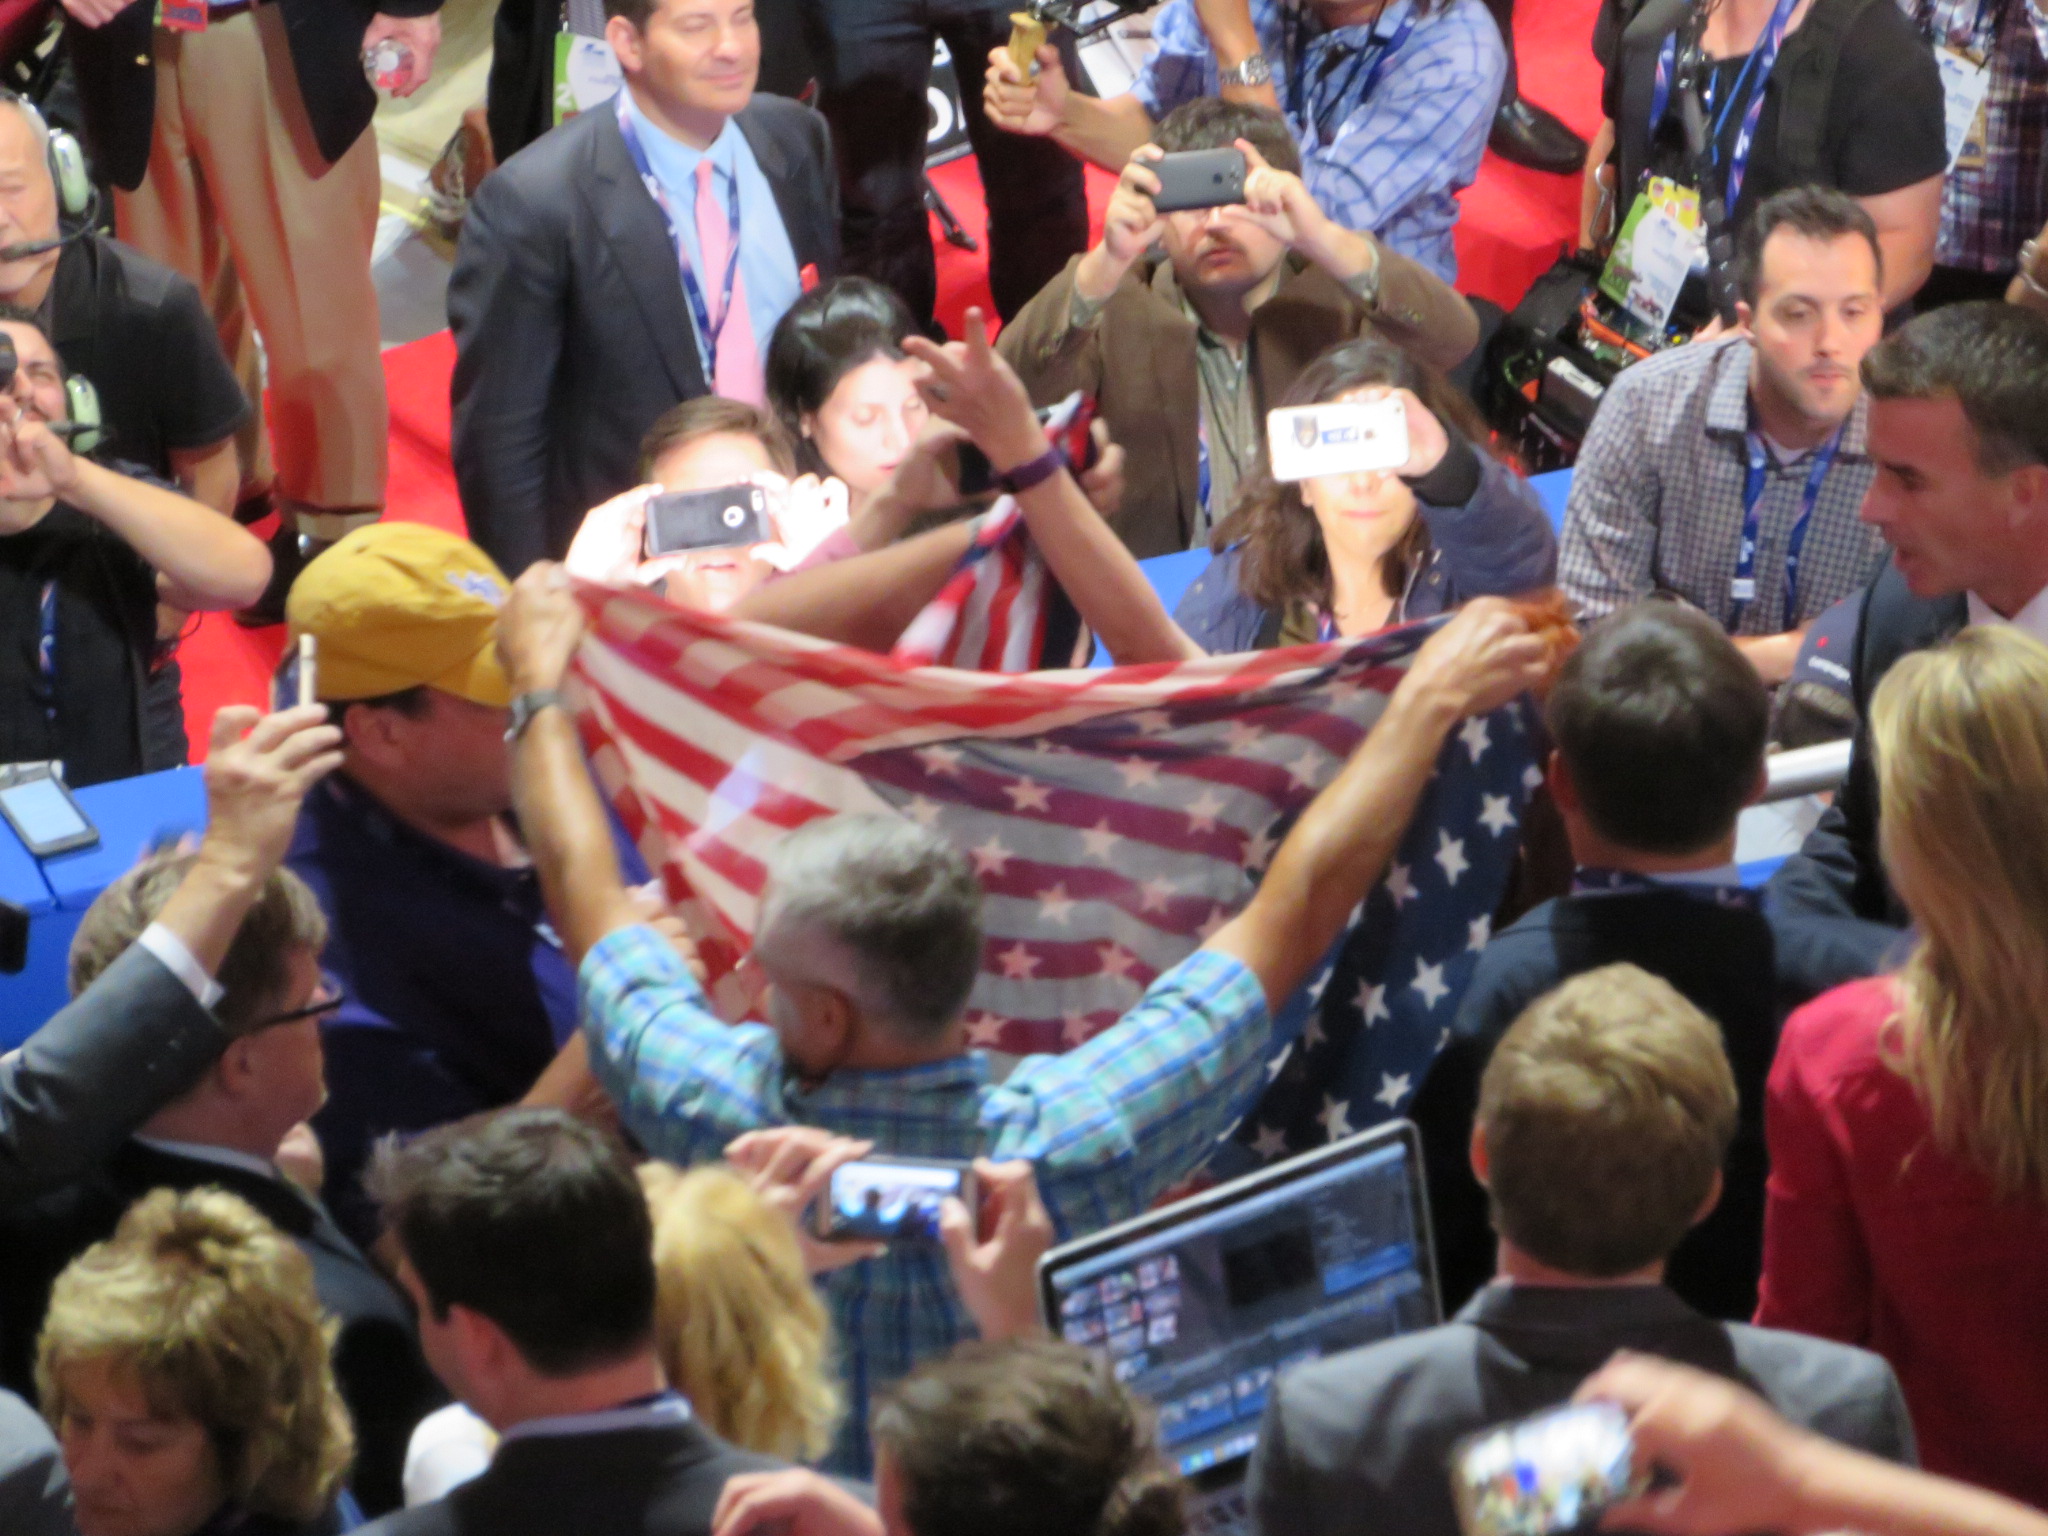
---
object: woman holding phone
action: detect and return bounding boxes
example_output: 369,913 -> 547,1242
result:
1173,338 -> 1557,654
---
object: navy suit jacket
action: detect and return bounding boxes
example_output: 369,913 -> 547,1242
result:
449,94 -> 840,575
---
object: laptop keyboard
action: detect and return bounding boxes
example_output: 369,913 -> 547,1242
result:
1189,1482 -> 1251,1536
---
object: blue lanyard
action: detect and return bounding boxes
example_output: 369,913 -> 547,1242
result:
1649,0 -> 1799,209
1733,424 -> 1842,629
1573,867 -> 1761,909
1288,9 -> 1420,146
34,578 -> 56,721
613,95 -> 743,376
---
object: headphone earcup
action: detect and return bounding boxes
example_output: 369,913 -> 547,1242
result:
47,130 -> 91,222
65,374 -> 103,457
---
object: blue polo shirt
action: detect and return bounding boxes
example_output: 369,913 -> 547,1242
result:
291,774 -> 649,1245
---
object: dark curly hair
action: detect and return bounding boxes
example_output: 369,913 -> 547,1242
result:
764,276 -> 920,477
1211,336 -> 1496,618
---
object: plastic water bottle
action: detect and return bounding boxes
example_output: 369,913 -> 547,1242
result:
364,38 -> 413,93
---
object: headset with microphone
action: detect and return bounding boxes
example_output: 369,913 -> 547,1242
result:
0,90 -> 99,266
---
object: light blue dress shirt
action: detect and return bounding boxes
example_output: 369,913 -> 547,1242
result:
618,89 -> 803,378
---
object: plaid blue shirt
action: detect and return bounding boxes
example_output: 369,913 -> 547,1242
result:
580,925 -> 1272,1471
1133,0 -> 1505,282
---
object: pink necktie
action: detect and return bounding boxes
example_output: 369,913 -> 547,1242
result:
694,158 -> 762,404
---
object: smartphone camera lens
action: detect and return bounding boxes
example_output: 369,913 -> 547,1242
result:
721,506 -> 744,528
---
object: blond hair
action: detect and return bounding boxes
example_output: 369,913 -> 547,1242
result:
36,1188 -> 354,1522
69,850 -> 328,1035
640,1163 -> 842,1460
1870,625 -> 2048,1204
1479,964 -> 1738,1277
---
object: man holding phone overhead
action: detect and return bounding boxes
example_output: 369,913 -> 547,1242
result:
998,99 -> 1477,558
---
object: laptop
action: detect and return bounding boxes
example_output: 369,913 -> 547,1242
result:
1037,1123 -> 1443,1536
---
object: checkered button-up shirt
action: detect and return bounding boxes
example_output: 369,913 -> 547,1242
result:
579,925 -> 1271,1472
1560,335 -> 1886,632
1133,0 -> 1505,282
1906,0 -> 2048,272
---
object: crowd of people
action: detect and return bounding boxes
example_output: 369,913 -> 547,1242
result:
3,0 -> 2048,1533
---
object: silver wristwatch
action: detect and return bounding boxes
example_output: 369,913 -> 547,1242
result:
1218,51 -> 1274,87
504,688 -> 562,743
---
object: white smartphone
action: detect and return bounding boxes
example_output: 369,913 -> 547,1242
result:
1266,396 -> 1409,483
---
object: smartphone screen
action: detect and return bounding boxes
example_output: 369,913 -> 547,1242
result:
0,774 -> 95,852
815,1158 -> 972,1245
1450,1402 -> 1638,1536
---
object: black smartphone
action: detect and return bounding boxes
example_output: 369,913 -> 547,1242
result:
643,484 -> 773,557
0,764 -> 99,857
809,1155 -> 978,1246
1149,147 -> 1248,212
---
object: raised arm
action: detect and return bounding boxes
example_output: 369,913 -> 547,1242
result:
1204,601 -> 1551,1009
904,310 -> 1202,666
0,705 -> 342,1206
982,43 -> 1156,173
495,567 -> 644,963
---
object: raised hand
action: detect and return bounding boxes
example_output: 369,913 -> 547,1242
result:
939,1159 -> 1055,1343
723,1126 -> 886,1273
983,42 -> 1070,137
199,704 -> 345,884
902,309 -> 1049,476
497,563 -> 588,695
1396,597 -> 1554,722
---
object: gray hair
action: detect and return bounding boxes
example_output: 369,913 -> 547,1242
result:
0,95 -> 50,162
761,814 -> 983,1042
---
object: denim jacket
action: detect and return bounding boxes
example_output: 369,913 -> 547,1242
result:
1172,441 -> 1559,654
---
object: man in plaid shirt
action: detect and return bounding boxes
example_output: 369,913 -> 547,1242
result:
490,567 -> 1550,1473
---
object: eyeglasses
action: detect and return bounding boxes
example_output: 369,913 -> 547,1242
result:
252,970 -> 346,1030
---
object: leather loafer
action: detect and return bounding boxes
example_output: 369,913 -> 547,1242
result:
1490,97 -> 1588,176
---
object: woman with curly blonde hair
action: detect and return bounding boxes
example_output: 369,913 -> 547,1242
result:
37,1186 -> 353,1536
1757,625 -> 2048,1507
641,1162 -> 843,1462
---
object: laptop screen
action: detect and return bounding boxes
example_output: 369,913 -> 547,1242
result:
1038,1126 -> 1440,1480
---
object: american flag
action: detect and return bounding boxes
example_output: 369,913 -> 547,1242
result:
567,578 -> 1543,1158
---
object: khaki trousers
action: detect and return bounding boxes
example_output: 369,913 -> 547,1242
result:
115,6 -> 387,530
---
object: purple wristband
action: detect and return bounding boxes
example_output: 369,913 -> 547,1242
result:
997,445 -> 1065,494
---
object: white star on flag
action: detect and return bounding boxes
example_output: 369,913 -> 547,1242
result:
1138,878 -> 1175,913
1303,1011 -> 1327,1049
1523,762 -> 1545,790
1098,941 -> 1137,979
1384,862 -> 1416,905
917,743 -> 965,777
964,1011 -> 1005,1046
1264,1046 -> 1292,1082
1459,716 -> 1490,763
997,941 -> 1039,979
1241,825 -> 1277,871
1319,1095 -> 1354,1141
1374,1071 -> 1412,1110
1037,883 -> 1076,924
1131,710 -> 1174,735
1079,820 -> 1121,862
1061,1011 -> 1094,1046
904,796 -> 942,826
1002,778 -> 1053,813
971,835 -> 1012,877
1186,788 -> 1226,834
1467,914 -> 1492,951
1412,959 -> 1449,1009
1223,718 -> 1266,753
1250,1124 -> 1291,1160
1354,980 -> 1389,1025
1478,794 -> 1517,836
1434,830 -> 1469,886
1116,756 -> 1161,788
1284,748 -> 1324,788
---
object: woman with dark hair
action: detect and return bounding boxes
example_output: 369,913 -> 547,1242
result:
765,278 -> 930,518
1173,338 -> 1557,654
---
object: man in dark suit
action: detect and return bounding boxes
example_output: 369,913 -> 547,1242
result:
1770,303 -> 2048,951
1416,603 -> 1885,1324
0,702 -> 343,1211
59,0 -> 445,622
357,1108 -> 787,1536
1250,964 -> 1917,1536
0,841 -> 442,1518
449,0 -> 840,576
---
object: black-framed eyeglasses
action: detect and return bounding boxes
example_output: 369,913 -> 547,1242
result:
253,970 -> 346,1029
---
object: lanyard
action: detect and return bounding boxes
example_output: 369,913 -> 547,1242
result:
501,1390 -> 692,1445
1288,8 -> 1420,145
1733,424 -> 1842,629
33,578 -> 56,721
1650,0 -> 1799,209
613,96 -> 743,376
1573,867 -> 1761,909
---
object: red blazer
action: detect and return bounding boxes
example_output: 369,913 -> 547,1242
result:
1757,977 -> 2048,1504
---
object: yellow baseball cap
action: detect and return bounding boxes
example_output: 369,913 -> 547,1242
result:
285,523 -> 515,707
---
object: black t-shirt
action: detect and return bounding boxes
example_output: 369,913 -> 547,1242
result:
44,235 -> 250,480
1604,0 -> 1948,232
0,501 -> 157,788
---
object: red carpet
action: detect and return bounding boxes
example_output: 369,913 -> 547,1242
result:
179,0 -> 1598,759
